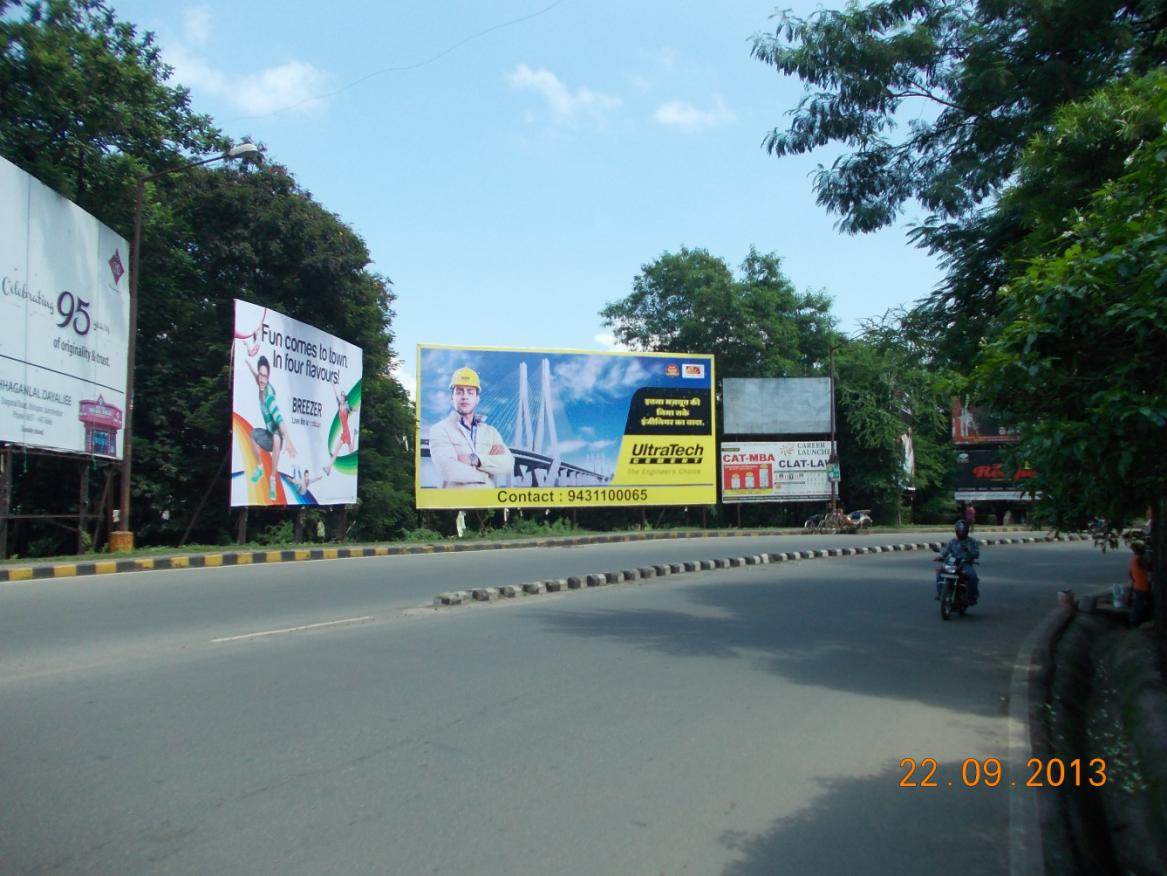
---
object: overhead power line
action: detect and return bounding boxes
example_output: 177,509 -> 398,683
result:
228,0 -> 569,121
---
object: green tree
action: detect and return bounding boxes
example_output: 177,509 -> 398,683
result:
0,0 -> 415,552
835,312 -> 952,521
752,0 -> 1167,360
131,163 -> 415,544
970,72 -> 1167,645
601,246 -> 835,379
0,0 -> 226,215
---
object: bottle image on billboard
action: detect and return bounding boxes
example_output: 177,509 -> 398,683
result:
731,473 -> 741,490
744,471 -> 755,489
759,467 -> 770,488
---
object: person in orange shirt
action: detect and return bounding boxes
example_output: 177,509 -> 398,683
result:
1129,541 -> 1152,626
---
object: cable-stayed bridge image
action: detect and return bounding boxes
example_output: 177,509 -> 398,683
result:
419,353 -> 618,489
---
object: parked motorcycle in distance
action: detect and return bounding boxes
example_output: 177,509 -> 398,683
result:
935,555 -> 976,621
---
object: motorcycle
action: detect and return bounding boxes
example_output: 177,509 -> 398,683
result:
935,555 -> 976,621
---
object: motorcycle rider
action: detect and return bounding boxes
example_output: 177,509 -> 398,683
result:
935,519 -> 981,603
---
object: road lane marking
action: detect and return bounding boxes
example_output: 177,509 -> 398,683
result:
211,615 -> 375,643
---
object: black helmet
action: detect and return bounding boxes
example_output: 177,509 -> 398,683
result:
954,519 -> 969,538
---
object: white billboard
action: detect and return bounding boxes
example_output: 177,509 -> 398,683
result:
721,441 -> 833,503
722,378 -> 833,435
0,156 -> 130,457
230,300 -> 363,507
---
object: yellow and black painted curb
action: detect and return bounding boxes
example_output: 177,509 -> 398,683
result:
0,526 -> 1042,584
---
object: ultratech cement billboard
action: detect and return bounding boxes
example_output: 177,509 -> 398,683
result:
720,441 -> 834,503
0,156 -> 130,457
230,300 -> 363,507
415,345 -> 717,509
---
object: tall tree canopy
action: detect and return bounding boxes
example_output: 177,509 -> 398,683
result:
834,312 -> 952,521
601,246 -> 835,379
753,0 -> 1167,359
0,0 -> 414,551
971,72 -> 1167,532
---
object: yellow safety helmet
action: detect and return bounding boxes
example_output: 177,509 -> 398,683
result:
449,366 -> 480,390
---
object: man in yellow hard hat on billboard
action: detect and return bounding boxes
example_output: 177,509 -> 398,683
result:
428,366 -> 515,488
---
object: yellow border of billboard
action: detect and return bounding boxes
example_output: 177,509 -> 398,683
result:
414,344 -> 716,510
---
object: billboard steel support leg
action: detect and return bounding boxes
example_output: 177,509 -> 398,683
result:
0,448 -> 10,559
78,462 -> 90,554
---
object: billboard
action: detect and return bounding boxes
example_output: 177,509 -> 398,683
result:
0,156 -> 130,457
952,399 -> 1019,445
953,448 -> 1035,502
230,300 -> 362,507
720,441 -> 834,503
722,378 -> 832,435
415,345 -> 716,509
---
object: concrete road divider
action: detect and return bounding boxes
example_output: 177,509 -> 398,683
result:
429,534 -> 1085,609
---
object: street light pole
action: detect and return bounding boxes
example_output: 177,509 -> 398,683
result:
111,144 -> 259,551
829,344 -> 837,513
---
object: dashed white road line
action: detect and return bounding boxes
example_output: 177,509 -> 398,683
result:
211,615 -> 375,643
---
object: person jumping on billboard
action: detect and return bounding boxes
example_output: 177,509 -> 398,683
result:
324,383 -> 355,476
428,366 -> 514,488
243,353 -> 296,501
295,467 -> 324,498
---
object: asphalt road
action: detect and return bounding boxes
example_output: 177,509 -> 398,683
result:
0,538 -> 1118,874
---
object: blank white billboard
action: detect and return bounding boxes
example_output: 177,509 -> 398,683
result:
722,378 -> 831,435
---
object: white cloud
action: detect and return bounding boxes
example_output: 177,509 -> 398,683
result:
508,64 -> 621,125
655,47 -> 678,71
183,6 -> 212,45
593,331 -> 627,351
654,95 -> 735,132
162,41 -> 333,117
552,354 -> 652,403
164,42 -> 228,93
233,61 -> 334,116
390,357 -> 416,403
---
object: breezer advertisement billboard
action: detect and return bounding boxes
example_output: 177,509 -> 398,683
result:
230,300 -> 362,507
720,441 -> 834,503
0,156 -> 130,458
415,345 -> 716,509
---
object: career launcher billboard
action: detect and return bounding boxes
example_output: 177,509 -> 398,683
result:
415,345 -> 717,509
230,300 -> 362,507
720,441 -> 835,503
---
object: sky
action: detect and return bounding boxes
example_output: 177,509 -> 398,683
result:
109,0 -> 943,393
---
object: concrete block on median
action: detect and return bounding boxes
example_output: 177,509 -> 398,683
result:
544,578 -> 567,592
586,574 -> 606,587
523,582 -> 546,595
745,555 -> 759,565
567,576 -> 584,590
714,558 -> 730,569
434,592 -> 462,606
606,571 -> 622,584
684,561 -> 700,572
729,557 -> 745,567
621,569 -> 640,581
654,564 -> 670,576
500,584 -> 521,598
670,563 -> 685,574
638,566 -> 656,579
472,588 -> 499,602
